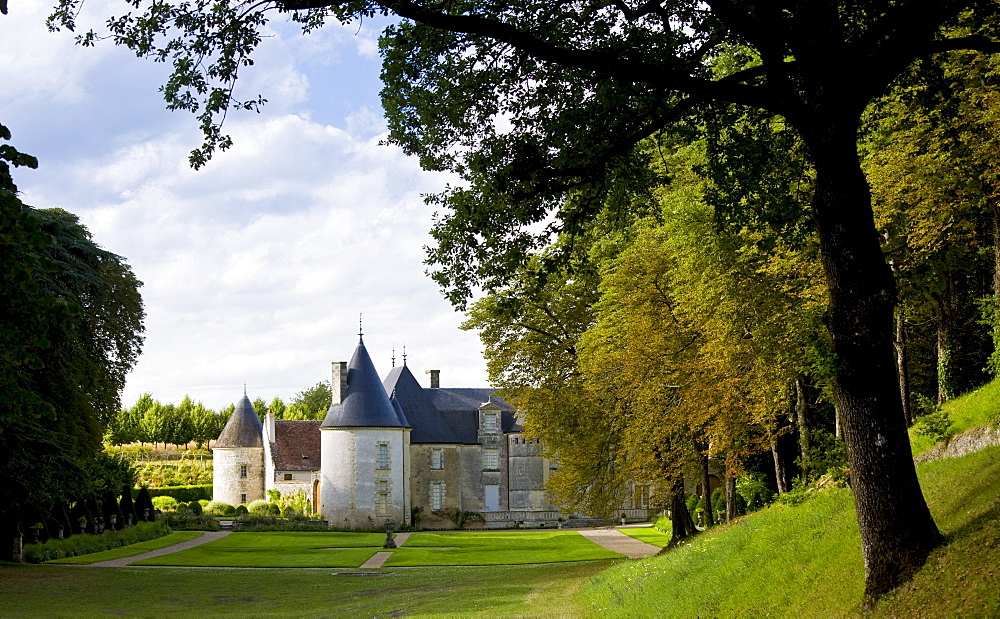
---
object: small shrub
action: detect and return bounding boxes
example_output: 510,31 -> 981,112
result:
914,408 -> 953,443
247,499 -> 272,516
163,512 -> 220,531
234,505 -> 249,519
152,496 -> 178,511
206,501 -> 235,516
281,505 -> 299,519
776,478 -> 810,506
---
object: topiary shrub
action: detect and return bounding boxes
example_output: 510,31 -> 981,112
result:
206,501 -> 236,516
189,501 -> 203,515
134,487 -> 155,522
281,506 -> 299,519
247,499 -> 271,516
234,505 -> 249,519
152,496 -> 178,511
267,502 -> 281,516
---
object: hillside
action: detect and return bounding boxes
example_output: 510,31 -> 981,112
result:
583,380 -> 1000,616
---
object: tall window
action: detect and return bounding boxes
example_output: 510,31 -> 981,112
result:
484,412 -> 498,433
240,493 -> 247,504
240,464 -> 248,478
634,484 -> 650,509
430,481 -> 445,510
377,443 -> 389,469
483,447 -> 499,470
431,448 -> 444,470
376,481 -> 390,516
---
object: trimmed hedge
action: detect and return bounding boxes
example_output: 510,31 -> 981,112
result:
23,521 -> 170,563
133,484 -> 212,502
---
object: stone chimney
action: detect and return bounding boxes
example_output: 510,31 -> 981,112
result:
426,369 -> 440,389
265,409 -> 275,441
331,361 -> 348,404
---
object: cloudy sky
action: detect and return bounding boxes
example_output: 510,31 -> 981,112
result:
1,2 -> 490,411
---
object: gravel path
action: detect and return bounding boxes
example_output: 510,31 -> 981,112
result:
88,531 -> 231,567
576,528 -> 661,559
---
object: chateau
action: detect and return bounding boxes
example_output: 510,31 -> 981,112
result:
213,336 -> 562,528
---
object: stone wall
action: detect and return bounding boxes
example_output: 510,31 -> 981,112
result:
213,446 -> 264,506
914,425 -> 1000,463
320,427 -> 408,529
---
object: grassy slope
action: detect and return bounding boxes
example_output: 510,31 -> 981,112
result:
910,377 -> 1000,455
583,379 -> 1000,617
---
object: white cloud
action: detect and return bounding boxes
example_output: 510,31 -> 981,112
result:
5,2 -> 487,412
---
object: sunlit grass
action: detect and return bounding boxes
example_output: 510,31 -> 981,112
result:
618,526 -> 671,548
0,562 -> 609,617
131,531 -> 385,567
385,530 -> 622,566
47,531 -> 203,564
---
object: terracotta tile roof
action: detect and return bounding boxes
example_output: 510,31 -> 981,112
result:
271,420 -> 322,471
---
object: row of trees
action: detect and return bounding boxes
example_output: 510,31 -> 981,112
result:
1,121 -> 146,554
103,381 -> 333,448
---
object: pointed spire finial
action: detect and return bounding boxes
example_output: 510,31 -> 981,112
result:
359,312 -> 364,342
391,343 -> 396,368
402,342 -> 407,367
243,382 -> 247,397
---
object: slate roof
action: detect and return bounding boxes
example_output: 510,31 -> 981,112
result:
383,365 -> 460,444
215,395 -> 264,448
271,420 -> 322,471
321,338 -> 410,429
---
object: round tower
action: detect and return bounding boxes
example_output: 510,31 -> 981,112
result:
213,394 -> 265,506
321,336 -> 411,529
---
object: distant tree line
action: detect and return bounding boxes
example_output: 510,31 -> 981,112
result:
104,381 -> 333,448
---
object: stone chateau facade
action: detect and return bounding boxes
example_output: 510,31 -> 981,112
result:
213,336 -> 566,528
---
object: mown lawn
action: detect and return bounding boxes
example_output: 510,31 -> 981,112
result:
617,526 -> 671,548
48,531 -> 204,564
131,531 -> 386,567
0,562 -> 610,617
385,530 -> 622,566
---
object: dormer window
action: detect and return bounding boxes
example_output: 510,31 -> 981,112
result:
484,412 -> 498,433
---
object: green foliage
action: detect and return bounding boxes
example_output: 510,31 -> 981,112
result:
205,501 -> 235,516
913,409 -> 954,444
162,512 -> 220,531
288,381 -> 332,420
233,505 -> 249,518
801,429 -> 849,483
736,473 -> 774,511
139,484 -> 213,503
23,520 -> 169,563
152,496 -> 178,511
133,460 -> 213,488
246,499 -> 272,516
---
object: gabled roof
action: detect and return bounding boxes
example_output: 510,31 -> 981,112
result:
383,365 -> 459,443
216,395 -> 264,448
321,338 -> 409,429
271,420 -> 322,471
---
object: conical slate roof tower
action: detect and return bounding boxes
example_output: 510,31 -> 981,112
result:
321,337 -> 409,428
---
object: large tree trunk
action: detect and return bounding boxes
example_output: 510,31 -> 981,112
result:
667,478 -> 695,548
698,446 -> 714,528
806,116 -> 942,602
894,305 -> 912,426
